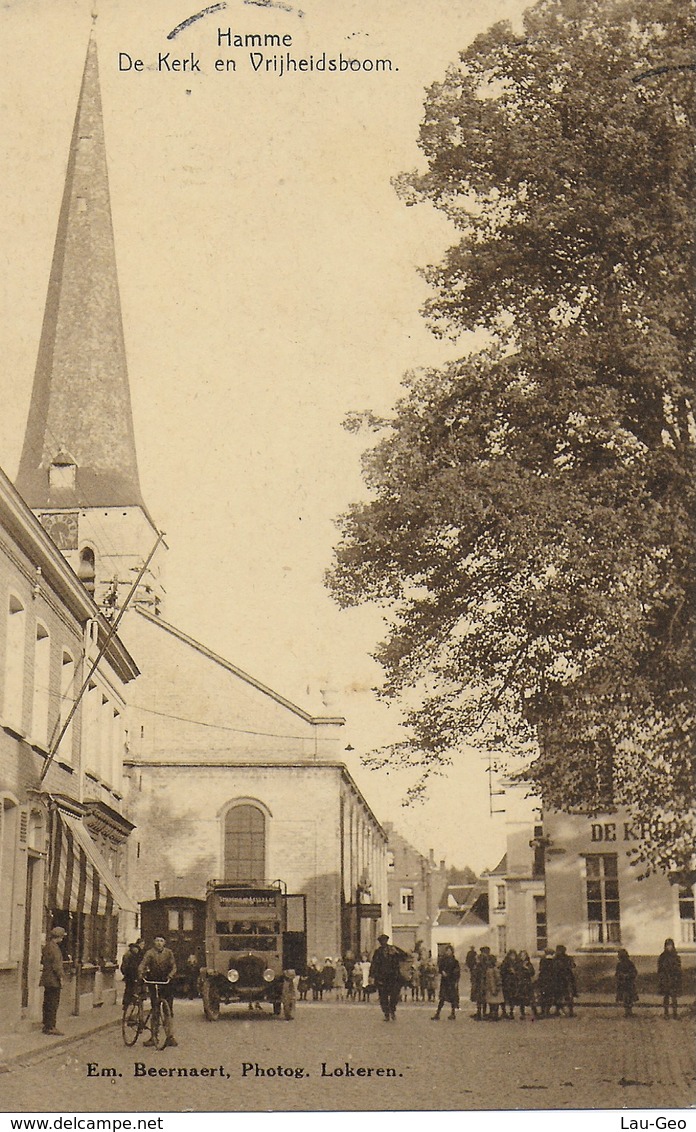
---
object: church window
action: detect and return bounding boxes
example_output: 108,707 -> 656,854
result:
224,804 -> 265,883
3,595 -> 26,732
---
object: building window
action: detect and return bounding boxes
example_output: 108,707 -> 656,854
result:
496,884 -> 506,910
224,804 -> 265,883
32,623 -> 51,748
387,851 -> 395,870
400,887 -> 415,913
78,547 -> 96,597
57,651 -> 75,764
4,595 -> 26,731
496,925 -> 507,956
534,895 -> 547,952
585,854 -> 621,944
678,886 -> 695,945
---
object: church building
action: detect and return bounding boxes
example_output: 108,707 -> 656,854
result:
11,33 -> 388,971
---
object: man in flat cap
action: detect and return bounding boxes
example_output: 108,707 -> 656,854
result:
369,933 -> 402,1022
40,926 -> 67,1035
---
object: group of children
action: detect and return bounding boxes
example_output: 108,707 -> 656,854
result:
299,955 -> 374,1002
468,943 -> 578,1020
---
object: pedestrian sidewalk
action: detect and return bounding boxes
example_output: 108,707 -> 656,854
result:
0,1001 -> 122,1073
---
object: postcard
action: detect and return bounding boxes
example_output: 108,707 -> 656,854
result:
0,0 -> 693,1127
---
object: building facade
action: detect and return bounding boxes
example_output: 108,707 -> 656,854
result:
0,467 -> 137,1029
383,824 -> 445,956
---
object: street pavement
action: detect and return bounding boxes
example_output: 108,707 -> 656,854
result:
1,999 -> 694,1113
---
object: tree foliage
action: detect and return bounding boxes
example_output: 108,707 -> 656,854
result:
328,0 -> 695,873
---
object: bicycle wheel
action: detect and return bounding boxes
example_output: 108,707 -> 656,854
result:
156,1000 -> 171,1051
121,1002 -> 142,1046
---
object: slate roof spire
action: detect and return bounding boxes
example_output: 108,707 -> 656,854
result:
16,32 -> 146,511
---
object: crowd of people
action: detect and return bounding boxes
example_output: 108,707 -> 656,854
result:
290,936 -> 686,1024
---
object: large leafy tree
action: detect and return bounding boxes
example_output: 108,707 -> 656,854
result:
328,0 -> 695,873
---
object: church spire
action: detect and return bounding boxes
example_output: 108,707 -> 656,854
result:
16,33 -> 145,511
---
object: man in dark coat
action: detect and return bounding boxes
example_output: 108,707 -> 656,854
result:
40,926 -> 67,1035
369,934 -> 402,1021
432,945 -> 461,1020
552,944 -> 578,1016
139,935 -> 178,1047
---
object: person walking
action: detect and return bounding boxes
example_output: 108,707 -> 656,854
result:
138,935 -> 178,1047
369,933 -> 402,1021
358,954 -> 372,1001
307,956 -> 322,1001
431,945 -> 460,1020
465,946 -> 477,982
657,938 -> 682,1019
615,948 -> 638,1017
40,926 -> 67,1035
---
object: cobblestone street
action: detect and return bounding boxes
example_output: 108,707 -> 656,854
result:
1,1000 -> 694,1113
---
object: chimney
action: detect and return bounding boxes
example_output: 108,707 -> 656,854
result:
429,849 -> 435,867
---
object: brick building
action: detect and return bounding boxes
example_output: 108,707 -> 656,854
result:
0,466 -> 137,1029
383,824 -> 445,956
10,32 -> 388,968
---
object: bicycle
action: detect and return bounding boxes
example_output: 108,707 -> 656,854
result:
121,979 -> 172,1050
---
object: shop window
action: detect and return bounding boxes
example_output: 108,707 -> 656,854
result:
224,804 -> 265,883
585,854 -> 621,944
534,895 -> 547,952
400,887 -> 415,913
678,886 -> 695,944
31,623 -> 51,748
4,594 -> 26,731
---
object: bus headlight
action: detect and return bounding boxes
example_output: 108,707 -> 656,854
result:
227,968 -> 239,983
263,969 -> 275,982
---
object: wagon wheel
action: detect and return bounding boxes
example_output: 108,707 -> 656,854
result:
281,981 -> 296,1021
202,978 -> 221,1021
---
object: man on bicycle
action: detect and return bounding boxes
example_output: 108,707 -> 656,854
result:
138,935 -> 178,1048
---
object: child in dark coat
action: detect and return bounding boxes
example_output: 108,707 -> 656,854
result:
615,948 -> 638,1016
657,938 -> 682,1019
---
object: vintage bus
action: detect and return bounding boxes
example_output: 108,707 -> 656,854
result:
139,895 -> 206,996
199,880 -> 306,1020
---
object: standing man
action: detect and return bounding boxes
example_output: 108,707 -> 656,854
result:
40,926 -> 67,1035
138,935 -> 178,1047
369,933 -> 402,1022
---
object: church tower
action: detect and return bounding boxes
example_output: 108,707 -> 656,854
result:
15,33 -> 165,616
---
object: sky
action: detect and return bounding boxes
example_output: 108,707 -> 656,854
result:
0,0 -> 536,871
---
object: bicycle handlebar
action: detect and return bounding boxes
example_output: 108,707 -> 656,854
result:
142,978 -> 171,986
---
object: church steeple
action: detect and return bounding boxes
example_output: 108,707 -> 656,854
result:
16,32 -> 166,617
16,33 -> 144,512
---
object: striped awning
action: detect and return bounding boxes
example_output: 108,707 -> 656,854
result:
48,810 -> 137,915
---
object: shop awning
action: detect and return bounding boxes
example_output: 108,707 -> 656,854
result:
48,810 -> 137,915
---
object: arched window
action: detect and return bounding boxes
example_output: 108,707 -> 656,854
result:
4,595 -> 26,731
78,547 -> 96,597
224,804 -> 265,883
